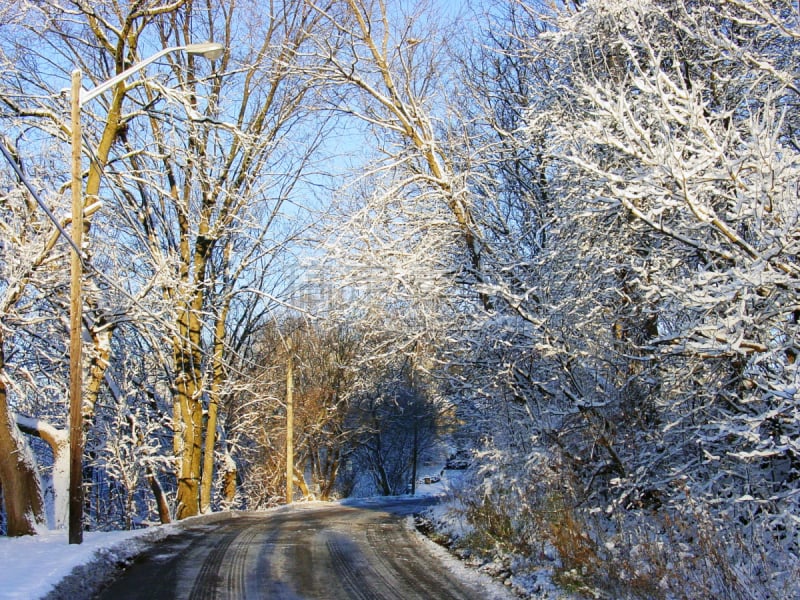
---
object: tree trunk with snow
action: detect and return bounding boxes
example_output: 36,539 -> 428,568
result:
172,297 -> 207,520
200,286 -> 232,514
0,347 -> 45,536
15,416 -> 69,529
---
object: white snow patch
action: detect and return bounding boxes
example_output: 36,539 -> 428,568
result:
0,526 -> 175,599
0,511 -> 240,599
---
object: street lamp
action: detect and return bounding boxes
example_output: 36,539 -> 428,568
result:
68,41 -> 224,545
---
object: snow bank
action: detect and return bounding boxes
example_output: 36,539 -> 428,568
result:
0,511 -> 238,599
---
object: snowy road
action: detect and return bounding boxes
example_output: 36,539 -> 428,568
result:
95,498 -> 511,600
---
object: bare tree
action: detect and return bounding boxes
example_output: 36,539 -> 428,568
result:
307,0 -> 493,312
0,0 -> 204,532
0,0 -> 333,530
87,0 -> 332,518
231,315 -> 363,504
349,358 -> 441,496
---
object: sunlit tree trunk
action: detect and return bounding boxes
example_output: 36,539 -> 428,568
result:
173,288 -> 207,519
200,283 -> 231,513
222,454 -> 238,507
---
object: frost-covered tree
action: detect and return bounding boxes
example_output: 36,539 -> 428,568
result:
92,395 -> 171,530
309,0 -> 491,325
448,0 -> 800,596
530,0 -> 800,517
88,0 -> 329,519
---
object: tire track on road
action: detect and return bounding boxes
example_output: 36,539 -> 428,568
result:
365,523 -> 474,600
96,501 -> 511,600
326,535 -> 382,600
222,522 -> 263,598
187,525 -> 240,600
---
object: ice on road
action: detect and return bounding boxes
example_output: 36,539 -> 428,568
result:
94,498 -> 514,600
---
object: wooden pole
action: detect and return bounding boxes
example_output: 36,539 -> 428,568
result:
68,68 -> 84,545
285,337 -> 294,504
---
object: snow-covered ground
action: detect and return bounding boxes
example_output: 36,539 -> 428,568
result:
410,468 -> 575,600
0,522 -> 180,599
0,509 -> 280,599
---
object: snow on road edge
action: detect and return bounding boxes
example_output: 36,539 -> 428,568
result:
0,511 -> 239,600
404,514 -> 518,600
3,500 -> 518,599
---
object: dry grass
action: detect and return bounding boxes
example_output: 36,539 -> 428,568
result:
452,453 -> 798,599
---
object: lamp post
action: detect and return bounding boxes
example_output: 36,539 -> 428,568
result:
68,42 -> 223,545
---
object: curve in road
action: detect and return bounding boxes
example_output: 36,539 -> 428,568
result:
96,498 -> 512,600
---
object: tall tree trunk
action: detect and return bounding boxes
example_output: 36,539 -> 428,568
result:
78,83 -> 126,418
200,275 -> 232,513
173,326 -> 204,520
199,393 -> 219,514
169,258 -> 210,520
172,130 -> 213,520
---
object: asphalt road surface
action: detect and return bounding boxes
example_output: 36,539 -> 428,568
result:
96,498 -> 510,600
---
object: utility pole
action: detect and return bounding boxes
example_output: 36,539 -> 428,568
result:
286,337 -> 294,504
68,68 -> 84,545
